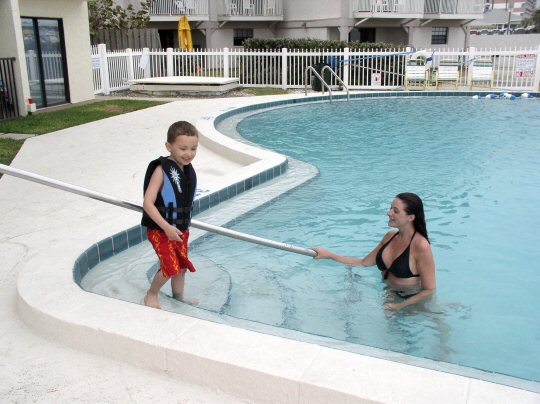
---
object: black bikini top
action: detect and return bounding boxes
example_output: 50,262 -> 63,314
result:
376,231 -> 419,279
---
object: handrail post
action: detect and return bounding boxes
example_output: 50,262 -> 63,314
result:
322,65 -> 349,101
305,66 -> 333,102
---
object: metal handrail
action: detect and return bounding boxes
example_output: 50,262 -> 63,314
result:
304,65 -> 349,102
304,66 -> 333,101
321,65 -> 350,101
0,164 -> 317,257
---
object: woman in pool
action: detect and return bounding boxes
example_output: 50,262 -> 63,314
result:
313,192 -> 435,311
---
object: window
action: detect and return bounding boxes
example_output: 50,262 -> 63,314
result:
431,27 -> 448,45
233,29 -> 253,46
21,17 -> 69,108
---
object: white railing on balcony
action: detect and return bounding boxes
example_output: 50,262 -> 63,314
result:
91,44 -> 540,94
219,0 -> 283,17
150,0 -> 208,16
424,0 -> 484,14
356,0 -> 483,14
356,0 -> 424,13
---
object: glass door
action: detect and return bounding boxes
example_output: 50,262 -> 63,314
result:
21,17 -> 69,108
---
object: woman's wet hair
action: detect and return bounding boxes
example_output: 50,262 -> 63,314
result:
396,192 -> 429,243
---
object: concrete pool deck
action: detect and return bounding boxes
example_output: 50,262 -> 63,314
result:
1,93 -> 539,403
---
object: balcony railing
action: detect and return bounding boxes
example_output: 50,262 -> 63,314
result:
150,0 -> 209,17
219,0 -> 283,18
424,0 -> 484,14
354,0 -> 483,15
355,0 -> 424,14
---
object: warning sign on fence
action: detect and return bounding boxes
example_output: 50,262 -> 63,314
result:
516,54 -> 536,78
371,73 -> 381,86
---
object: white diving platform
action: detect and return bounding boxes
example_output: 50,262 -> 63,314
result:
129,76 -> 240,95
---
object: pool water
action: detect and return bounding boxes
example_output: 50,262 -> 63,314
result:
206,96 -> 540,382
83,96 -> 540,386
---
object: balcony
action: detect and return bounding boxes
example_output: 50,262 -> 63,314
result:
149,0 -> 209,22
424,0 -> 484,17
218,0 -> 284,21
354,0 -> 424,18
353,0 -> 483,19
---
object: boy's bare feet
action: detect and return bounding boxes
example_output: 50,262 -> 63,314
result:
173,293 -> 199,305
144,291 -> 161,309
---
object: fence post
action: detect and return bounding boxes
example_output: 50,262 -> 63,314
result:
343,47 -> 350,87
166,47 -> 174,77
126,48 -> 134,82
533,45 -> 540,91
281,48 -> 288,90
98,43 -> 110,95
467,46 -> 476,88
142,48 -> 151,78
223,47 -> 229,78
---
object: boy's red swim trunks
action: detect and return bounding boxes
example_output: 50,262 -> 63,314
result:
146,228 -> 196,277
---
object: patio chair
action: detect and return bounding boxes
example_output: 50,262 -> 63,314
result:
435,59 -> 460,89
393,0 -> 406,12
405,58 -> 429,90
372,0 -> 390,12
228,0 -> 238,15
243,0 -> 255,15
470,59 -> 494,89
265,0 -> 276,15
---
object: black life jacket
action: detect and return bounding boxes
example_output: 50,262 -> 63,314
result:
141,156 -> 197,231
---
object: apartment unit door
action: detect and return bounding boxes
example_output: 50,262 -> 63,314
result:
21,17 -> 70,108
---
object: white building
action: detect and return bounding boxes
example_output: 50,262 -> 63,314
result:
0,0 -> 95,117
135,0 -> 484,50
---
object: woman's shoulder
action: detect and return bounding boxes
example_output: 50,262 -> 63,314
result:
381,230 -> 398,243
412,233 -> 431,253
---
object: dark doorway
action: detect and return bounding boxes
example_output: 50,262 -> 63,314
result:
349,28 -> 376,43
21,17 -> 69,108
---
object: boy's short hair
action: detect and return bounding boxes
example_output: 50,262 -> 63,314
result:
167,121 -> 199,143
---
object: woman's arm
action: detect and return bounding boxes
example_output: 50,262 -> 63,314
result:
313,232 -> 393,268
143,166 -> 183,241
384,239 -> 436,311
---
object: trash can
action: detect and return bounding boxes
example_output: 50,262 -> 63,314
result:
311,62 -> 332,92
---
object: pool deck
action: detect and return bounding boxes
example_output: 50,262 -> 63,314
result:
1,93 -> 539,403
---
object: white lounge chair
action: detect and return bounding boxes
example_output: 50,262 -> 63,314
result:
405,58 -> 429,90
435,59 -> 460,89
243,0 -> 255,15
470,59 -> 494,89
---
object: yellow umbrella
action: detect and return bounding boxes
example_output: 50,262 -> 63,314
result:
178,15 -> 193,51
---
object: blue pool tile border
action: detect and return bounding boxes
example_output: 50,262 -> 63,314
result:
213,90 -> 540,126
74,90 -> 540,284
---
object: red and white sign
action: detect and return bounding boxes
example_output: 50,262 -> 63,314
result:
516,54 -> 535,78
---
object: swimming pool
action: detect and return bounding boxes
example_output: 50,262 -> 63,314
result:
82,95 -> 540,388
213,96 -> 540,382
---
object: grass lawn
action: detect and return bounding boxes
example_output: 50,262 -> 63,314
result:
0,138 -> 24,165
0,99 -> 165,135
0,99 -> 165,166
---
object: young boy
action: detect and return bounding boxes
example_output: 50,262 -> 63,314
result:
142,121 -> 199,309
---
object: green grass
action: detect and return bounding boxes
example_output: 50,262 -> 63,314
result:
0,138 -> 24,165
0,99 -> 166,135
239,87 -> 291,96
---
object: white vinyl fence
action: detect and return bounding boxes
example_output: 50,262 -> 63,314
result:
91,43 -> 540,95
